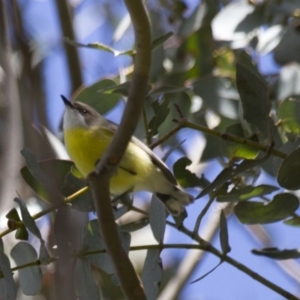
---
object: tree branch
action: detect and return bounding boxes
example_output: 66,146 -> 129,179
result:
54,0 -> 83,92
88,1 -> 151,299
150,118 -> 287,159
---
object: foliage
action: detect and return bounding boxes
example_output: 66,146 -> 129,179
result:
2,0 -> 300,299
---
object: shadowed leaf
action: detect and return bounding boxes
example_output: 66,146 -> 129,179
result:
234,193 -> 299,224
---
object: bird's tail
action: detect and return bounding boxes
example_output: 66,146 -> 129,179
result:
155,187 -> 194,216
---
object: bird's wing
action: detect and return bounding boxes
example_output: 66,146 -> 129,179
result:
101,118 -> 178,186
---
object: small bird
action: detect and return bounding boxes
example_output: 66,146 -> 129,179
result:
62,96 -> 194,215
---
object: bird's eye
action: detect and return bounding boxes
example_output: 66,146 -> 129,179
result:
80,108 -> 88,114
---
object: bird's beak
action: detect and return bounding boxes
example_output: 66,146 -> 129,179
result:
61,95 -> 74,108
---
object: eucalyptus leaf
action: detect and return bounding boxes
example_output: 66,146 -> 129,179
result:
119,217 -> 149,232
252,247 -> 300,260
278,96 -> 300,137
173,157 -> 202,188
234,193 -> 299,224
82,220 -> 114,274
178,2 -> 207,36
236,55 -> 271,137
0,244 -> 17,300
198,154 -> 269,199
220,123 -> 259,159
148,100 -> 170,137
11,242 -> 42,296
149,196 -> 166,243
14,198 -> 42,240
151,32 -> 173,50
277,147 -> 300,190
219,211 -> 231,255
73,79 -> 121,115
21,149 -> 63,205
75,258 -> 101,300
141,249 -> 163,300
217,185 -> 279,202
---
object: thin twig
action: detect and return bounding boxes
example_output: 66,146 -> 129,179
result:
167,222 -> 299,300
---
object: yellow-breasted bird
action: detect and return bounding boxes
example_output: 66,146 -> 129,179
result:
62,96 -> 194,215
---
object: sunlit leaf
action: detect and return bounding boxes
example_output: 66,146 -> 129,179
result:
220,123 -> 259,159
64,38 -> 134,56
193,76 -> 239,119
284,216 -> 300,227
178,2 -> 207,36
278,96 -> 300,137
217,185 -> 279,202
234,193 -> 299,224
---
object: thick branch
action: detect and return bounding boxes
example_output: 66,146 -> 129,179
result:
88,1 -> 151,299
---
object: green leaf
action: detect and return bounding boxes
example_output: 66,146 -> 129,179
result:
277,147 -> 300,190
148,99 -> 170,137
0,241 -> 17,300
278,96 -> 300,137
119,217 -> 149,232
219,211 -> 231,255
20,149 -> 63,204
272,139 -> 300,176
149,85 -> 190,96
15,226 -> 29,241
5,208 -> 20,222
149,196 -> 166,243
141,249 -> 163,300
178,2 -> 207,37
13,198 -> 51,264
220,123 -> 259,159
252,248 -> 300,260
152,32 -> 173,50
21,159 -> 93,211
198,154 -> 269,199
234,193 -> 299,224
217,185 -> 279,202
73,79 -> 121,115
82,220 -> 114,274
14,198 -> 42,240
64,38 -> 134,56
236,52 -> 271,136
284,216 -> 300,227
75,258 -> 101,300
173,157 -> 202,188
193,76 -> 239,119
11,242 -> 42,296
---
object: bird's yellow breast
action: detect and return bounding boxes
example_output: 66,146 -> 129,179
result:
64,126 -> 154,194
